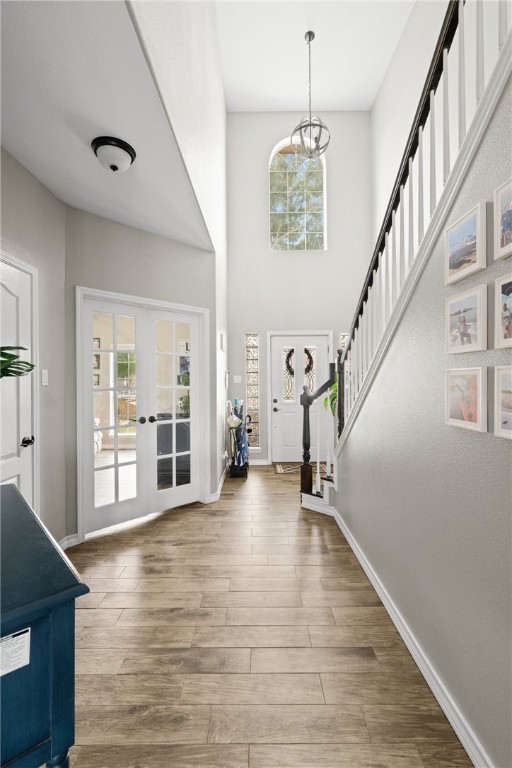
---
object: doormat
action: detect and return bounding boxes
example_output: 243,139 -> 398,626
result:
275,463 -> 327,474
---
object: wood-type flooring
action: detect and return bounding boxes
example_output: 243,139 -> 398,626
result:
68,467 -> 472,768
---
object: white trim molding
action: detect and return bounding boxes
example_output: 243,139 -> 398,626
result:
59,534 -> 79,551
76,286 -> 210,543
208,467 -> 226,502
333,510 -> 495,768
301,492 -> 335,516
0,250 -> 40,516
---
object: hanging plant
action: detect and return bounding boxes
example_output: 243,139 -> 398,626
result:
323,381 -> 337,417
0,347 -> 35,378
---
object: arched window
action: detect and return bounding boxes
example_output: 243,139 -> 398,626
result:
269,141 -> 326,251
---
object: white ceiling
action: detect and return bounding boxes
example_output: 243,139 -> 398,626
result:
0,1 -> 213,251
215,1 -> 415,112
1,1 -> 415,248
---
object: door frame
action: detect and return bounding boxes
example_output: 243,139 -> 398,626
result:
76,286 -> 210,543
0,250 -> 40,514
266,329 -> 333,463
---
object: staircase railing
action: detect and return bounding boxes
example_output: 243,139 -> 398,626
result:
300,362 -> 336,494
336,0 -> 511,439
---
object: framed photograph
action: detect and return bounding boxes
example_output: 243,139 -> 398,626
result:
93,354 -> 100,370
494,366 -> 512,439
494,178 -> 512,260
93,373 -> 100,387
445,285 -> 487,353
445,204 -> 486,285
494,273 -> 512,348
92,337 -> 101,349
445,368 -> 487,432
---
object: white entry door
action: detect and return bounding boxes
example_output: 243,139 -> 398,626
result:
0,256 -> 37,506
270,333 -> 330,463
82,298 -> 200,535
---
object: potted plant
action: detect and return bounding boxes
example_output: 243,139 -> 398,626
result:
0,347 -> 35,378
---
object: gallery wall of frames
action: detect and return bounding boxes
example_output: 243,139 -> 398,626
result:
444,178 -> 512,438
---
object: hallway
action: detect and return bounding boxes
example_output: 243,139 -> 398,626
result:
68,467 -> 471,767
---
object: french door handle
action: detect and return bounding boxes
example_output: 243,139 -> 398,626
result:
21,436 -> 35,447
273,407 -> 281,412
148,415 -> 157,423
129,417 -> 146,424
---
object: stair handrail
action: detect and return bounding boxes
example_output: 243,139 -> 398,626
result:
338,0 -> 460,436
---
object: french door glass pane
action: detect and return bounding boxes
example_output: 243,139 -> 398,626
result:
93,311 -> 138,509
154,319 -> 191,493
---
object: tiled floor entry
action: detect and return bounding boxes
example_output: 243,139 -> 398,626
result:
68,466 -> 472,767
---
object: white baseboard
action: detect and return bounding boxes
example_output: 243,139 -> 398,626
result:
301,493 -> 335,516
207,467 -> 226,502
59,534 -> 79,550
333,509 -> 494,768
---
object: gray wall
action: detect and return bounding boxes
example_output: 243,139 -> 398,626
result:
1,149 -> 220,541
338,81 -> 512,767
1,148 -> 68,540
227,111 -> 372,460
64,207 -> 219,534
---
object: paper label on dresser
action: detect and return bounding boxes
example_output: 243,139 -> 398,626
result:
0,628 -> 31,677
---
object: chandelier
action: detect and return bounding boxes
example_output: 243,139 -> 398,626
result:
291,31 -> 330,159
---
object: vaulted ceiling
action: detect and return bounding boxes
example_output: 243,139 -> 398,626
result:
1,1 -> 415,248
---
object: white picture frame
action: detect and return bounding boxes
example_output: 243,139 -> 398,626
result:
445,204 -> 486,285
494,178 -> 512,260
445,367 -> 487,432
494,366 -> 512,439
445,285 -> 487,353
494,273 -> 512,349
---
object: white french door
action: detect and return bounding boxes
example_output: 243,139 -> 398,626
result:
0,255 -> 37,507
81,296 -> 201,535
269,333 -> 330,463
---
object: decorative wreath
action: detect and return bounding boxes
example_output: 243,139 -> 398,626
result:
285,348 -> 314,377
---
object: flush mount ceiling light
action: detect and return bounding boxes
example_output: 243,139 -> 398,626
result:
291,31 -> 330,159
91,136 -> 136,173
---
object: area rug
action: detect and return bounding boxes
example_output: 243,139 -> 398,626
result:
275,462 -> 327,474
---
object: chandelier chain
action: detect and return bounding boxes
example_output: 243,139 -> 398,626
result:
308,35 -> 312,123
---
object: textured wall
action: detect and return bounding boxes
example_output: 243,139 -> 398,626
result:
338,80 -> 512,767
227,111 -> 372,460
64,207 -> 219,529
1,149 -> 68,540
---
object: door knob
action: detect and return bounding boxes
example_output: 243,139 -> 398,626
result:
20,436 -> 35,447
273,407 -> 280,412
129,417 -> 146,424
273,398 -> 278,403
148,415 -> 157,423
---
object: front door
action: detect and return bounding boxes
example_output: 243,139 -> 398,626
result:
0,256 -> 36,506
82,298 -> 199,535
270,333 -> 330,463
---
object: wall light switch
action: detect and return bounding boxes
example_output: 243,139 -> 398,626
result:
41,369 -> 49,386
233,375 -> 242,384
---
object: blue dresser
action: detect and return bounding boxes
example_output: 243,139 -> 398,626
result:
0,485 -> 89,768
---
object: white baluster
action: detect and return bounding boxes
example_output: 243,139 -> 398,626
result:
399,185 -> 406,284
408,158 -> 415,268
443,49 -> 451,184
418,125 -> 424,243
343,352 -> 350,420
429,90 -> 436,218
352,330 -> 358,400
360,310 -> 367,382
380,251 -> 387,332
499,0 -> 508,52
476,0 -> 484,104
390,213 -> 397,310
458,0 -> 466,147
383,237 -> 390,325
